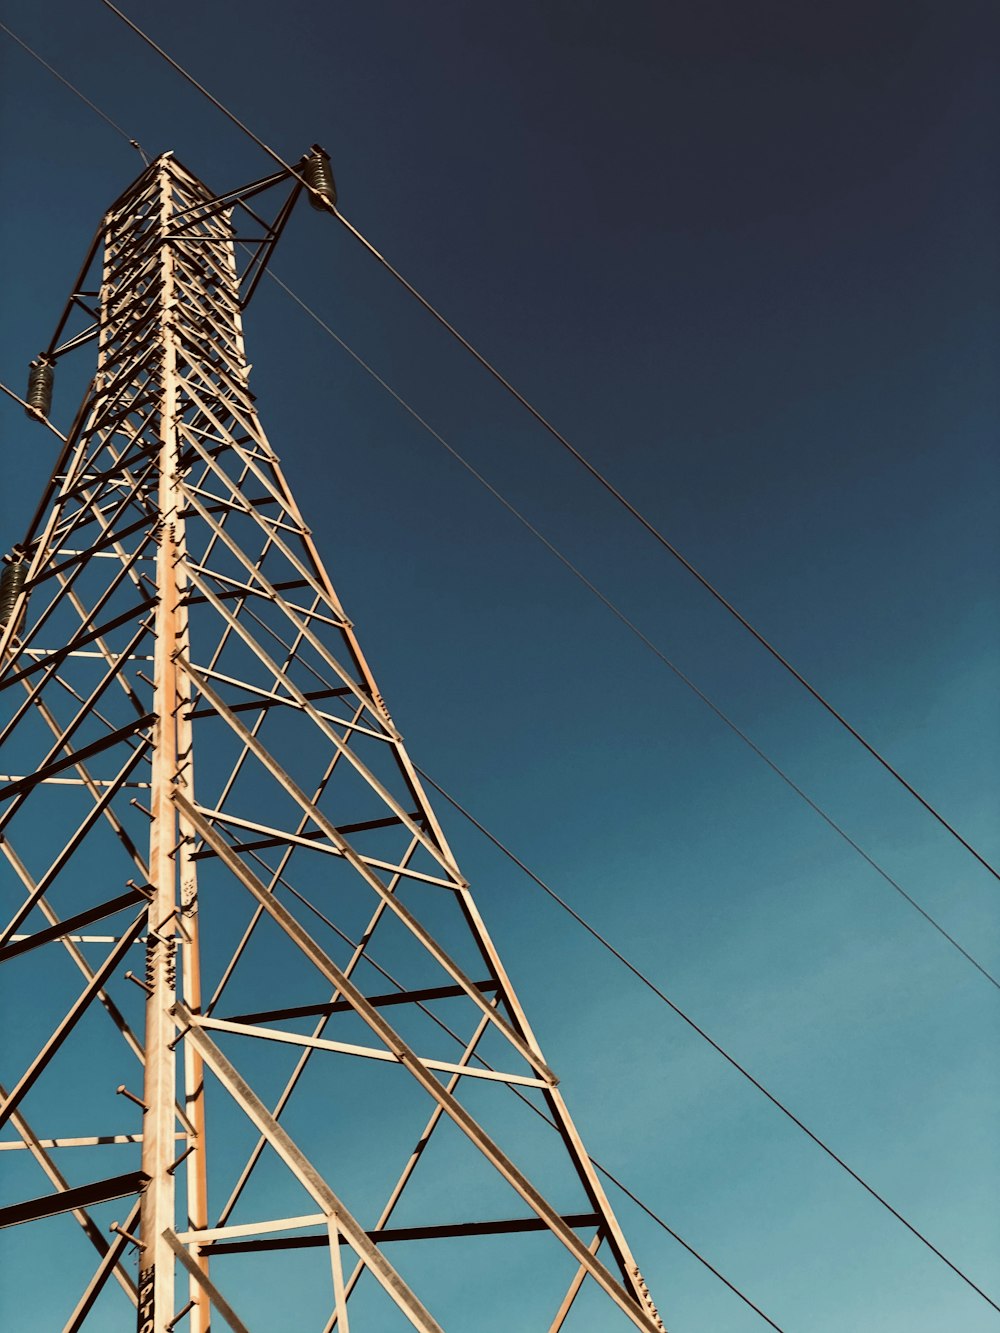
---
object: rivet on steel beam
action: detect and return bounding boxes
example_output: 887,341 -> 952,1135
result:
116,1084 -> 148,1113
109,1220 -> 145,1251
124,970 -> 152,995
166,1143 -> 196,1176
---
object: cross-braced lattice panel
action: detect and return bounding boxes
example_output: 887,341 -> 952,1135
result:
0,154 -> 664,1333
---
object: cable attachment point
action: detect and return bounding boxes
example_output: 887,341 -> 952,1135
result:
298,144 -> 337,212
25,355 -> 55,419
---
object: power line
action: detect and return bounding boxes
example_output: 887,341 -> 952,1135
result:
0,21 -> 148,163
95,0 -> 1000,886
0,34 -> 791,1331
6,301 -> 995,997
8,14 -> 986,998
417,764 -> 1000,1318
592,1161 -> 787,1332
261,848 -> 788,1331
1,12 -> 989,991
256,270 -> 1000,994
10,16 -> 998,1317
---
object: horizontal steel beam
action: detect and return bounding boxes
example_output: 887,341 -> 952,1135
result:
0,1170 -> 148,1229
0,886 -> 149,962
201,1212 -> 603,1255
224,981 -> 498,1026
184,684 -> 353,722
0,715 -> 155,800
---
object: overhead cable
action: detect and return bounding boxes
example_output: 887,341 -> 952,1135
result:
257,851 -> 787,1331
14,19 -> 999,1314
8,15 -> 986,992
417,764 -> 1000,1317
97,0 -> 1000,886
0,21 -> 148,163
257,271 -> 999,994
3,32 -> 788,1328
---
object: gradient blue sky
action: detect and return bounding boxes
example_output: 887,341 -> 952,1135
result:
0,2 -> 998,1330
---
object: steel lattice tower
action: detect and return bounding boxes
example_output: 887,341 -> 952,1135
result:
0,153 -> 665,1332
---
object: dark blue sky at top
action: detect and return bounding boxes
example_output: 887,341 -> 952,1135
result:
0,2 -> 998,1330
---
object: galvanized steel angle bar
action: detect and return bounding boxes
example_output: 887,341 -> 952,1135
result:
203,693 -> 370,1016
0,612 -> 153,807
237,184 -> 302,309
0,912 -> 148,1133
0,594 -> 158,698
177,432 -> 334,598
43,219 -> 106,358
20,469 -> 154,622
0,739 -> 151,946
168,169 -> 289,227
33,512 -> 158,589
323,1008 -> 492,1331
0,842 -> 147,1068
169,1017 -> 446,1333
62,1199 -> 142,1333
0,886 -> 150,962
5,688 -> 151,884
195,809 -> 450,883
180,561 -> 390,745
179,651 -> 456,887
177,794 -> 551,1078
189,1013 -> 549,1088
212,832 -> 414,1228
168,845 -> 659,1331
175,397 -> 308,529
172,357 -> 262,451
7,480 -> 158,674
161,1229 -> 251,1333
0,1085 -> 139,1305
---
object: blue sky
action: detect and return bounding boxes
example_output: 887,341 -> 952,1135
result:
0,2 -> 998,1329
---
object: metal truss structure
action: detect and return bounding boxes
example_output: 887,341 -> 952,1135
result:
0,152 -> 666,1332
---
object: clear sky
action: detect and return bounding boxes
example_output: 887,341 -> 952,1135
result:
0,2 -> 998,1330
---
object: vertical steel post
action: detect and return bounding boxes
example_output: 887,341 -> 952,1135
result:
137,158 -> 181,1333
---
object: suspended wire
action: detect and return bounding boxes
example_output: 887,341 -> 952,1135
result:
0,21 -> 148,164
591,1161 -> 786,1331
258,850 -> 787,1330
2,40 -> 789,1332
11,10 -> 986,998
256,270 -> 1000,994
14,19 -> 999,1318
417,765 -> 1000,1317
0,4 -> 983,994
96,0 -> 1000,887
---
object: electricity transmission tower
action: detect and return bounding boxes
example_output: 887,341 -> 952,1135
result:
0,151 -> 665,1332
